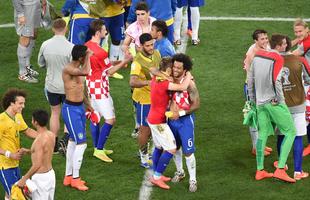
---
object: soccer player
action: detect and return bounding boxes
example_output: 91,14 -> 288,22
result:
248,34 -> 296,183
12,0 -> 41,83
62,45 -> 92,191
130,33 -> 162,168
148,57 -> 191,190
62,0 -> 96,45
166,53 -> 200,192
17,110 -> 56,200
38,18 -> 74,154
275,36 -> 310,180
122,2 -> 156,55
243,29 -> 272,157
85,19 -> 132,162
151,20 -> 176,57
174,0 -> 205,45
291,19 -> 310,157
0,88 -> 38,199
127,0 -> 176,44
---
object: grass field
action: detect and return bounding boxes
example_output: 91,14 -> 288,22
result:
1,1 -> 310,199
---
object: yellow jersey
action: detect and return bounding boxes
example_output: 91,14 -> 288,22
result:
90,0 -> 125,18
130,50 -> 161,104
0,112 -> 28,169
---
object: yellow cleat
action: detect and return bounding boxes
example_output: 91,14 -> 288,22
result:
93,149 -> 113,163
111,72 -> 124,80
103,148 -> 113,155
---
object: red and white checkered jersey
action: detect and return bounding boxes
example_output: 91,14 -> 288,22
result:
173,90 -> 190,110
85,40 -> 111,99
87,70 -> 110,99
306,88 -> 310,122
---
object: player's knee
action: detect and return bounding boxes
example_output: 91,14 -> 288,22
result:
111,40 -> 121,45
105,118 -> 115,125
168,149 -> 176,154
19,36 -> 31,47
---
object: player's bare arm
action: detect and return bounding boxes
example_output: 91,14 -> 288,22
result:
130,75 -> 150,88
24,127 -> 38,139
107,53 -> 133,76
168,71 -> 192,91
186,80 -> 200,114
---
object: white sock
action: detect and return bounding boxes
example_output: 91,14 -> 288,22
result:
72,143 -> 87,178
17,44 -> 28,75
174,7 -> 183,41
190,7 -> 200,40
101,35 -> 109,52
185,154 -> 196,182
26,39 -> 35,67
174,149 -> 184,173
249,127 -> 258,149
110,44 -> 120,61
65,141 -> 76,176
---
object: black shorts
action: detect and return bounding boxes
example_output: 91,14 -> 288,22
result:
45,89 -> 66,106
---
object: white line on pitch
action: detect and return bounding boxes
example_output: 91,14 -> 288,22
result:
0,23 -> 14,28
138,169 -> 153,200
1,17 -> 310,29
200,16 -> 310,22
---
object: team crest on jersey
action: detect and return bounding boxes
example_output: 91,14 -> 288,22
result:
78,133 -> 84,140
282,67 -> 291,86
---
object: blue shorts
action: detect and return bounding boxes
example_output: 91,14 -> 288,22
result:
68,18 -> 95,45
101,14 -> 125,42
62,100 -> 87,144
0,167 -> 21,196
168,114 -> 195,154
134,102 -> 150,127
177,0 -> 205,7
44,89 -> 66,106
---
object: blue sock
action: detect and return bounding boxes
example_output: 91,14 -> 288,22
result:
155,151 -> 173,174
277,135 -> 284,157
97,123 -> 113,150
307,124 -> 310,144
294,136 -> 303,172
90,123 -> 100,148
152,148 -> 163,171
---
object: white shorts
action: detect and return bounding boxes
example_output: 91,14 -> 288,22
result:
91,95 -> 115,120
148,123 -> 176,151
31,169 -> 55,200
278,112 -> 307,136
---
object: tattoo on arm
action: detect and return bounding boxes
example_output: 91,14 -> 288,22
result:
187,82 -> 200,114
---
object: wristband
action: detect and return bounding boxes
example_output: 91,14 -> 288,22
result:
178,110 -> 186,117
5,151 -> 11,158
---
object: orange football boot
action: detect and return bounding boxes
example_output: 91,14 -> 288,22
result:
255,170 -> 273,180
273,168 -> 296,183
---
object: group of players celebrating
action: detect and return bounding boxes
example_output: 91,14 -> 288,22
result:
243,18 -> 310,183
0,0 -> 204,199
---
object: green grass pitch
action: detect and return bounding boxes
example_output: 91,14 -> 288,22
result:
0,0 -> 310,199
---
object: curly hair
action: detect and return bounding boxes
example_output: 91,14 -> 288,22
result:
172,53 -> 193,71
1,88 -> 27,110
